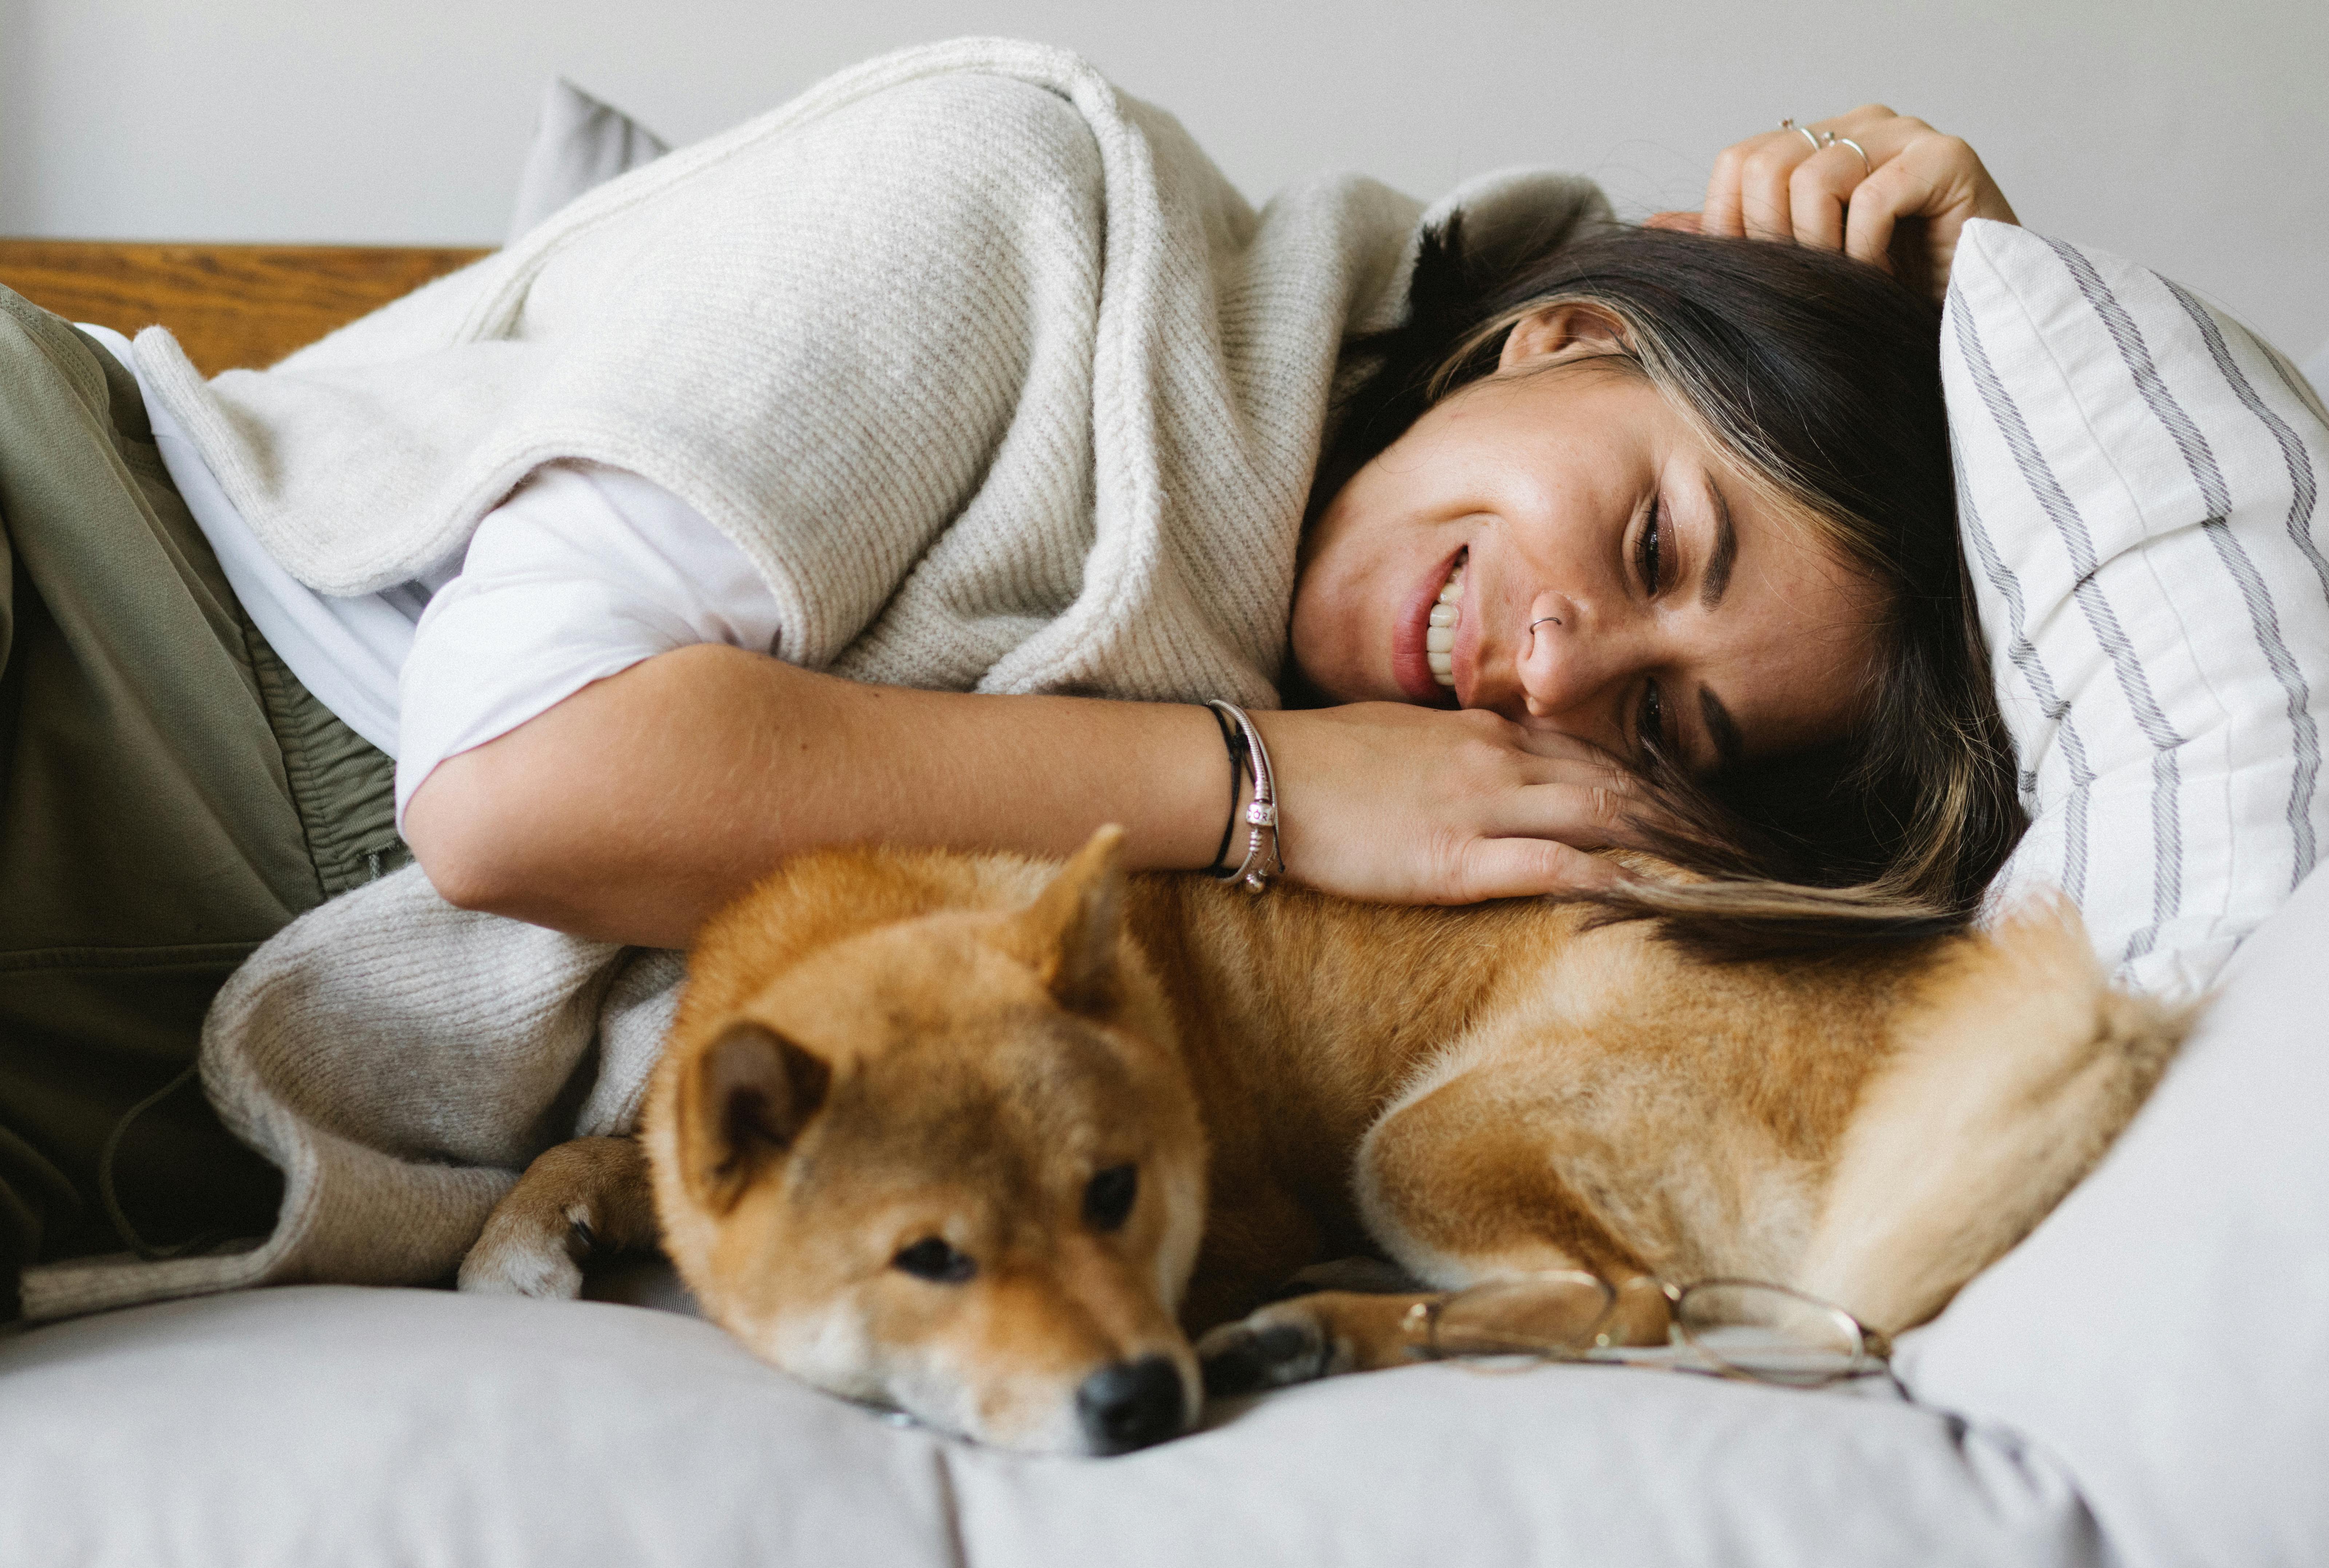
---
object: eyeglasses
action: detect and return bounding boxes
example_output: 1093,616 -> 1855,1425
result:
1402,1270 -> 1894,1388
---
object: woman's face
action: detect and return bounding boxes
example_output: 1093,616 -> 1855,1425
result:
1290,307 -> 1886,774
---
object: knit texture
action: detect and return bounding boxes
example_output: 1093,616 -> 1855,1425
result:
21,39 -> 1607,1320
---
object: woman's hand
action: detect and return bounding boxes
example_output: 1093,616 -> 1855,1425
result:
1657,107 -> 2017,300
1253,704 -> 1655,904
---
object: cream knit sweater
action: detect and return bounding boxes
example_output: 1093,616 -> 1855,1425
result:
23,39 -> 1607,1320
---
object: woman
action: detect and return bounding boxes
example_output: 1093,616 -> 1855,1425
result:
399,103 -> 2022,946
0,46 -> 2017,1314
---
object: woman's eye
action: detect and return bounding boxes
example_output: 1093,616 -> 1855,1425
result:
1639,681 -> 1666,755
1638,497 -> 1665,594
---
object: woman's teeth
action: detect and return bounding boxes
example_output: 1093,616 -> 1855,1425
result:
1427,561 -> 1463,689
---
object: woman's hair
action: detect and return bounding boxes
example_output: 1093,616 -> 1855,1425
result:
1310,219 -> 2025,954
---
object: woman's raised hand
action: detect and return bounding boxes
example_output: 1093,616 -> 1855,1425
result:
1661,107 -> 2017,299
1253,704 -> 1653,904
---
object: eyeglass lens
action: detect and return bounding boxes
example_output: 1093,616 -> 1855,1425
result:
1428,1272 -> 1615,1358
1672,1282 -> 1874,1385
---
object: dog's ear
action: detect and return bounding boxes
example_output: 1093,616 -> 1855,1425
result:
677,1019 -> 831,1213
1016,824 -> 1127,1015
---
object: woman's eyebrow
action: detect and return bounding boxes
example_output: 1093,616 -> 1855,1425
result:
1699,482 -> 1737,609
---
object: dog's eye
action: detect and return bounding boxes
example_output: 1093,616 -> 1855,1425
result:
1083,1164 -> 1139,1232
892,1237 -> 976,1284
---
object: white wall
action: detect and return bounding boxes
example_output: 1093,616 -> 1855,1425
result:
4,0 -> 2323,355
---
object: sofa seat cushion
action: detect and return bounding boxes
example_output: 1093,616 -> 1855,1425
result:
1,1284 -> 2095,1568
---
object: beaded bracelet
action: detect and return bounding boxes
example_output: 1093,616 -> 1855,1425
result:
1203,700 -> 1282,894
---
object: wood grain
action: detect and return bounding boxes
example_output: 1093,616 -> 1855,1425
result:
0,240 -> 492,376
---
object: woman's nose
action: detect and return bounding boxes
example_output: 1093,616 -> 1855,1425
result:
1515,591 -> 1629,721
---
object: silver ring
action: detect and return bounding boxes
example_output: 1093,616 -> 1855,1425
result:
1833,135 -> 1872,175
1794,124 -> 1823,154
1530,616 -> 1562,631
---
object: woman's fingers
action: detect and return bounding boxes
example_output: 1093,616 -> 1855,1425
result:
1694,107 -> 2014,300
1842,133 -> 2016,286
1256,704 -> 1663,906
1704,111 -> 1875,237
1508,769 -> 1676,852
1446,836 -> 1625,903
1786,148 -> 1863,251
1736,139 -> 1803,243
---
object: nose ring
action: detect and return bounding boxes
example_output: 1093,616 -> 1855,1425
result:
1530,616 -> 1562,630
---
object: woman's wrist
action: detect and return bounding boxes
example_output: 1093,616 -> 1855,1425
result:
1202,700 -> 1283,892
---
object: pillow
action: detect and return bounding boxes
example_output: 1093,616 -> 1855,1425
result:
505,78 -> 671,245
1944,218 -> 2329,994
1902,842 -> 2329,1566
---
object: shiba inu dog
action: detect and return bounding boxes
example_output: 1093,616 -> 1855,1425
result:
459,827 -> 2184,1455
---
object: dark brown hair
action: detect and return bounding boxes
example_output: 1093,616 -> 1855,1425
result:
1312,219 -> 2024,953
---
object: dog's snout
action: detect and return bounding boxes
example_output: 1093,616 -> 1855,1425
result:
1075,1354 -> 1185,1454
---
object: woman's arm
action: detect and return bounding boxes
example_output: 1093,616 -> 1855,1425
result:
402,646 -> 1640,949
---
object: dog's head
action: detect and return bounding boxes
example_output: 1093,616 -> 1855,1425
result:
645,828 -> 1209,1454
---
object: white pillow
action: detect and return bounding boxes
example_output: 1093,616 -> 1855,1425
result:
505,78 -> 670,245
2303,336 -> 2329,405
1944,218 -> 2329,994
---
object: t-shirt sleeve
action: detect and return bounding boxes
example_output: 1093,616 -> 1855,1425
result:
393,462 -> 782,832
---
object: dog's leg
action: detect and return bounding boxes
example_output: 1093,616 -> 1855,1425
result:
1794,902 -> 2190,1334
458,1136 -> 660,1299
1199,1067 -> 1665,1392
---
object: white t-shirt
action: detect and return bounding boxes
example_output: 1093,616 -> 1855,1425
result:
84,326 -> 782,834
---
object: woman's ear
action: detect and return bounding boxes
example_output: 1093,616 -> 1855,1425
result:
1499,303 -> 1632,372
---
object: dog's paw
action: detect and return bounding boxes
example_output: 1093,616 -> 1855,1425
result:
457,1212 -> 590,1299
1196,1306 -> 1333,1395
1198,1290 -> 1442,1394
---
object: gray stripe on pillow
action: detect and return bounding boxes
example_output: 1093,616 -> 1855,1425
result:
2084,266 -> 2320,891
2046,241 -> 2226,500
1952,298 -> 2178,932
2199,519 -> 2320,888
2175,300 -> 2329,609
1953,428 -> 2092,903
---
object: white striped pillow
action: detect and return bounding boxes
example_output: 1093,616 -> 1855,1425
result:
1944,218 -> 2329,994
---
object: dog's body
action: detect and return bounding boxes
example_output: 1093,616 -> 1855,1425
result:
460,830 -> 2184,1454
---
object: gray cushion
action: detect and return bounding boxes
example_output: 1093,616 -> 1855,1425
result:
0,1284 -> 2093,1567
1903,857 -> 2329,1566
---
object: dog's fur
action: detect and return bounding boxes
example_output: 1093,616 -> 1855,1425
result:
459,828 -> 2187,1454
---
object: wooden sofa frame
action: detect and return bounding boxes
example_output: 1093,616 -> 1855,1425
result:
0,239 -> 489,377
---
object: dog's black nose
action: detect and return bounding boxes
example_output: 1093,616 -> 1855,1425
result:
1076,1355 -> 1186,1454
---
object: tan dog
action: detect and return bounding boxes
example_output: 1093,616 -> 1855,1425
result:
459,827 -> 2184,1454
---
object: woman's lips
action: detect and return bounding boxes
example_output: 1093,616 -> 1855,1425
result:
1394,546 -> 1465,705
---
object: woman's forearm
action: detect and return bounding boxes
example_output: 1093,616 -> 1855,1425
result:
401,644 -> 1232,947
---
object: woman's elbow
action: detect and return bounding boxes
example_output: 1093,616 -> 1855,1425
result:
401,751 -> 535,916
